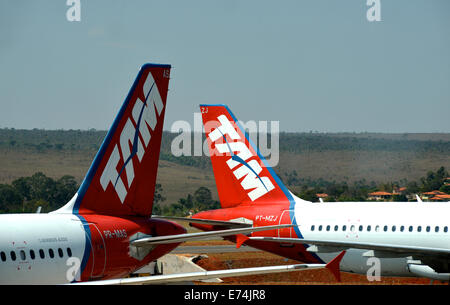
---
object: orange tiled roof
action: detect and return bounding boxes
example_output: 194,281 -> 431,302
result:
316,193 -> 328,198
430,196 -> 443,200
423,190 -> 446,195
429,194 -> 450,201
369,191 -> 392,196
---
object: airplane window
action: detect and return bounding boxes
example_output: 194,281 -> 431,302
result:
417,226 -> 422,232
400,226 -> 405,232
383,225 -> 388,232
30,250 -> 35,260
444,226 -> 448,233
48,249 -> 54,259
39,249 -> 45,259
358,225 -> 363,232
311,225 -> 315,231
1,252 -> 6,262
375,225 -> 380,232
350,225 -> 355,232
409,226 -> 413,232
19,250 -> 26,261
435,226 -> 439,233
367,225 -> 371,232
10,251 -> 16,261
67,248 -> 72,257
58,248 -> 64,258
318,225 -> 323,231
326,225 -> 330,231
334,225 -> 338,231
426,226 -> 431,232
342,225 -> 347,231
392,226 -> 396,232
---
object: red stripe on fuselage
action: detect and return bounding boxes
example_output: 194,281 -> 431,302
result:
192,204 -> 321,264
79,214 -> 185,281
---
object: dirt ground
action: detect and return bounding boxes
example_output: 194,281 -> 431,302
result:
191,247 -> 446,285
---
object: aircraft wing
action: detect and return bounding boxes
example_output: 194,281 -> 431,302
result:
71,251 -> 346,285
248,237 -> 450,258
131,224 -> 293,246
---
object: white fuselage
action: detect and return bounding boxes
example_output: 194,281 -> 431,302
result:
0,213 -> 87,284
294,199 -> 450,278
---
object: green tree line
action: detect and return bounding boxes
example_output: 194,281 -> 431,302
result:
0,172 -> 78,213
0,172 -> 219,216
153,186 -> 220,216
0,167 -> 447,215
289,166 -> 449,202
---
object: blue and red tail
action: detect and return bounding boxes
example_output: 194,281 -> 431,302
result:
200,104 -> 295,209
56,64 -> 171,217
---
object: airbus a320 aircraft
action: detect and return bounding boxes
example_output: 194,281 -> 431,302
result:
0,65 -> 344,285
158,104 -> 450,282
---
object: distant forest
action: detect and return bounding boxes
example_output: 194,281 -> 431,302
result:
1,128 -> 449,170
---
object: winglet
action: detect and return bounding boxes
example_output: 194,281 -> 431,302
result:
325,250 -> 346,282
236,234 -> 250,248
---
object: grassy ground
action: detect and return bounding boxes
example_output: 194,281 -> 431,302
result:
279,150 -> 450,184
0,148 -> 218,205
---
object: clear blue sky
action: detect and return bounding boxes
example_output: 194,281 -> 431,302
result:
0,0 -> 449,132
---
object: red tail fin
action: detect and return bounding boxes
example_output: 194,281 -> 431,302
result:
57,64 -> 171,217
200,104 -> 293,208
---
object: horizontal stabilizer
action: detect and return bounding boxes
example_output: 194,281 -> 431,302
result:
131,224 -> 294,246
152,215 -> 252,228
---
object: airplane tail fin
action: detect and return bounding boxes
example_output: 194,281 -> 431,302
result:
55,64 -> 171,217
200,104 -> 296,209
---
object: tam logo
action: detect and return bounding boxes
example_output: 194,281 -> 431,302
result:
99,72 -> 166,203
208,115 -> 275,201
